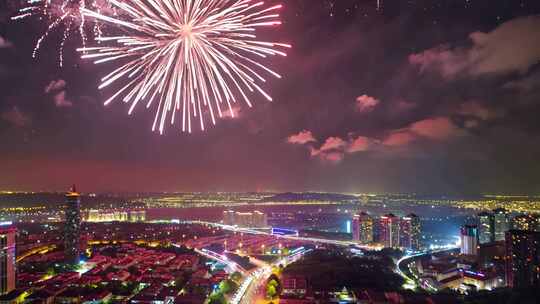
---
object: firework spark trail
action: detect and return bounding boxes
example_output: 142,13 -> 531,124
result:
12,0 -> 111,66
78,0 -> 290,134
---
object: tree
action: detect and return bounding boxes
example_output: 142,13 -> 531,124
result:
219,280 -> 231,294
267,279 -> 279,299
267,284 -> 277,299
208,292 -> 227,304
231,271 -> 243,282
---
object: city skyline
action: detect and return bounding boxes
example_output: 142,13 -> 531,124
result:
1,0 -> 540,194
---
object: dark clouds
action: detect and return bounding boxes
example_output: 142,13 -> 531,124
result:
1,1 -> 540,194
409,16 -> 540,78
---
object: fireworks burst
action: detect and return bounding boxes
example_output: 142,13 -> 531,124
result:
12,0 -> 111,66
78,0 -> 290,134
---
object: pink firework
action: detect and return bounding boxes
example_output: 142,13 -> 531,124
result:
12,0 -> 113,66
79,0 -> 290,134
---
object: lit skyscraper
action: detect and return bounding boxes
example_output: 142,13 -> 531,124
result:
0,222 -> 16,295
64,185 -> 81,264
352,214 -> 360,242
352,212 -> 373,244
512,214 -> 538,232
505,230 -> 540,288
380,214 -> 400,248
252,211 -> 268,228
223,210 -> 235,226
460,225 -> 478,256
477,212 -> 495,244
400,213 -> 421,250
493,208 -> 510,241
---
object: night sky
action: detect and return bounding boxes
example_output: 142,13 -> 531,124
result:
1,0 -> 540,194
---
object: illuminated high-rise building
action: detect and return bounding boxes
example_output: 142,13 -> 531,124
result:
235,212 -> 252,227
512,214 -> 538,232
352,214 -> 360,242
505,230 -> 540,288
460,225 -> 478,256
223,210 -> 235,226
380,214 -> 399,248
252,211 -> 268,228
477,212 -> 494,244
64,185 -> 81,264
493,208 -> 510,241
0,222 -> 16,295
400,213 -> 421,250
352,212 -> 373,244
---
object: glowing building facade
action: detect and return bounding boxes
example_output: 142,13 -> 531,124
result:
129,210 -> 146,222
505,230 -> 540,288
493,208 -> 510,242
380,214 -> 400,248
352,212 -> 373,244
477,212 -> 495,244
400,213 -> 421,250
460,225 -> 478,256
512,214 -> 538,232
64,185 -> 81,264
85,209 -> 146,223
0,223 -> 16,295
223,210 -> 235,226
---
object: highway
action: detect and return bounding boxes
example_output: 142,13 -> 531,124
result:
174,220 -> 384,302
396,247 -> 459,291
180,220 -> 378,250
237,247 -> 313,304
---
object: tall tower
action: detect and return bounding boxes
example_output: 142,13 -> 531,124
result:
0,222 -> 16,295
401,213 -> 421,250
460,225 -> 478,256
353,212 -> 373,243
380,214 -> 400,248
505,230 -> 540,288
477,212 -> 494,244
493,208 -> 510,241
64,185 -> 81,264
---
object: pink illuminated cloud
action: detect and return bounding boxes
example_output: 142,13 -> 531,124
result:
53,91 -> 73,107
221,104 -> 243,119
287,130 -> 317,145
319,136 -> 347,152
44,79 -> 67,93
347,136 -> 371,152
410,117 -> 461,140
355,95 -> 380,112
383,131 -> 415,147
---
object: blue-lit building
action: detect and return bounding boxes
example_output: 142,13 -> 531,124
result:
477,212 -> 495,244
493,208 -> 510,242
